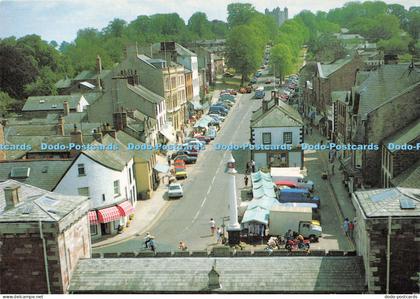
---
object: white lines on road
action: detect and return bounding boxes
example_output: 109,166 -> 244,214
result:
211,176 -> 216,185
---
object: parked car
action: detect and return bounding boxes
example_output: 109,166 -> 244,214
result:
174,160 -> 187,179
186,140 -> 205,150
208,114 -> 225,122
206,127 -> 217,140
168,183 -> 183,198
171,150 -> 198,159
223,72 -> 234,78
255,71 -> 262,78
219,93 -> 236,102
173,154 -> 197,164
219,99 -> 233,107
250,78 -> 257,84
194,134 -> 211,144
228,89 -> 237,95
265,79 -> 272,84
213,102 -> 230,110
209,106 -> 228,116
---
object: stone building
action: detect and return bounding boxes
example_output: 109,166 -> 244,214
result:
265,7 -> 288,27
0,180 -> 91,293
352,187 -> 420,293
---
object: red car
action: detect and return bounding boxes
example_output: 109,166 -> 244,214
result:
194,134 -> 211,144
275,180 -> 298,188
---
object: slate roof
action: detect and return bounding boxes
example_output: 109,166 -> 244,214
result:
317,56 -> 353,79
74,69 -> 111,81
115,131 -> 154,161
81,92 -> 102,104
81,135 -> 132,171
391,159 -> 420,189
356,64 -> 420,120
127,84 -> 165,104
0,180 -> 88,227
383,119 -> 420,152
22,94 -> 83,111
0,160 -> 72,191
251,100 -> 303,128
69,256 -> 365,293
353,187 -> 420,218
55,78 -> 72,89
331,91 -> 349,104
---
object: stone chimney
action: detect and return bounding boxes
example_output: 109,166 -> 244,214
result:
4,185 -> 21,211
207,261 -> 221,290
92,129 -> 103,143
57,115 -> 65,136
0,123 -> 5,161
103,123 -> 116,139
96,55 -> 102,74
113,110 -> 127,131
63,101 -> 70,116
262,99 -> 269,113
70,124 -> 83,157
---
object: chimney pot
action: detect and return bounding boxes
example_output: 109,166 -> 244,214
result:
63,101 -> 70,116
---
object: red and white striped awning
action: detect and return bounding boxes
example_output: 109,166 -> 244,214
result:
97,206 -> 121,223
88,211 -> 98,225
117,201 -> 135,216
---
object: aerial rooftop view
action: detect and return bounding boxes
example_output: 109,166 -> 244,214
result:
0,0 -> 419,296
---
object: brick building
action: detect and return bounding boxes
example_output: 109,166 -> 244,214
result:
312,54 -> 364,139
0,180 -> 91,293
352,187 -> 420,293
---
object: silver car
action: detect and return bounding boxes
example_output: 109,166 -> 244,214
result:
168,183 -> 183,199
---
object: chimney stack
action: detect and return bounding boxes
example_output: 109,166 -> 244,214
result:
92,129 -> 103,143
96,55 -> 102,74
57,115 -> 65,136
4,185 -> 21,211
63,101 -> 70,116
113,111 -> 127,131
70,124 -> 83,157
271,90 -> 279,106
0,123 -> 5,161
262,99 -> 269,112
207,262 -> 221,290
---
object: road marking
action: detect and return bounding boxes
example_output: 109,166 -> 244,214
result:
211,176 -> 216,184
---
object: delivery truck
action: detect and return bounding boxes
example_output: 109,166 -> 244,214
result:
268,206 -> 322,242
271,167 -> 314,191
277,188 -> 321,207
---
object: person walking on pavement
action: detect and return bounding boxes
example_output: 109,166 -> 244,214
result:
144,232 -> 152,248
209,218 -> 216,236
343,218 -> 349,236
244,175 -> 249,187
349,221 -> 355,239
216,227 -> 223,243
251,160 -> 256,173
149,236 -> 156,253
179,241 -> 188,251
167,154 -> 171,166
331,163 -> 335,175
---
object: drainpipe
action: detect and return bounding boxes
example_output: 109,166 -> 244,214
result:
386,216 -> 391,294
39,220 -> 51,294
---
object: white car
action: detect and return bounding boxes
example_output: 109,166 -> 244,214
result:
168,183 -> 183,198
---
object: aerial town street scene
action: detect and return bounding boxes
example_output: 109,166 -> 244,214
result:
0,0 -> 419,295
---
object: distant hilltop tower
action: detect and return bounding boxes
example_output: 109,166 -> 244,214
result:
265,6 -> 288,27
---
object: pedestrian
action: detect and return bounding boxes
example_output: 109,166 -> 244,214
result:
167,154 -> 171,166
343,218 -> 349,236
216,227 -> 222,243
149,236 -> 156,253
209,218 -> 216,236
251,160 -> 256,173
144,232 -> 151,248
244,175 -> 249,187
179,241 -> 188,251
331,163 -> 335,175
349,221 -> 354,239
245,162 -> 250,174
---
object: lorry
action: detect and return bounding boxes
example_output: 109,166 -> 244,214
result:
277,188 -> 321,207
271,167 -> 315,191
278,202 -> 321,222
268,206 -> 322,242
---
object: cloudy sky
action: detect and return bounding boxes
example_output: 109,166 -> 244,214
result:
0,0 -> 417,43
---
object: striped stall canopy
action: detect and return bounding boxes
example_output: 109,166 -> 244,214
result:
88,211 -> 99,225
117,201 -> 135,216
97,206 -> 121,223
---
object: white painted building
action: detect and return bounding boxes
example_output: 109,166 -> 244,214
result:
250,98 -> 304,170
54,136 -> 136,239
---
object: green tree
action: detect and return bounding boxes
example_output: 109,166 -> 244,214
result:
24,67 -> 58,97
227,3 -> 257,27
102,18 -> 127,38
378,35 -> 411,55
0,91 -> 17,114
407,11 -> 420,39
270,44 -> 293,82
188,12 -> 213,39
225,25 -> 260,84
210,20 -> 228,38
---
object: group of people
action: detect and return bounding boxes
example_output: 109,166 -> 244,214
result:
210,218 -> 224,244
343,217 -> 356,239
245,160 -> 256,174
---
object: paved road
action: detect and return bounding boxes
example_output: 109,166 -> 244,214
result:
95,87 -> 262,254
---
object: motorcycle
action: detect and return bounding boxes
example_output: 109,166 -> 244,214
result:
285,238 -> 310,251
265,236 -> 283,251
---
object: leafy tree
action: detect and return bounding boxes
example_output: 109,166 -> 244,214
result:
378,35 -> 411,55
407,11 -> 420,39
270,44 -> 294,82
24,67 -> 58,97
188,12 -> 213,39
0,91 -> 17,114
227,3 -> 257,27
225,25 -> 260,84
0,43 -> 38,99
102,18 -> 127,38
211,20 -> 229,38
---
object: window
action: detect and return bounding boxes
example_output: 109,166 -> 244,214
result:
262,132 -> 271,144
102,194 -> 106,201
77,164 -> 86,176
113,180 -> 120,196
129,168 -> 132,184
90,224 -> 97,235
171,77 -> 176,89
283,132 -> 293,144
78,187 -> 90,197
165,77 -> 170,90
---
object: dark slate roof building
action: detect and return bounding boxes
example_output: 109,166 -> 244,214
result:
69,256 -> 366,293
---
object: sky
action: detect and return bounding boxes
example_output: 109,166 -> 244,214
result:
0,0 -> 418,43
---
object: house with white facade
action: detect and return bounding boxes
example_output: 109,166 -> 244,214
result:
54,135 -> 136,239
250,95 -> 304,170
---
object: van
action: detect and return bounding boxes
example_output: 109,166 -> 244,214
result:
255,86 -> 265,99
277,188 -> 320,207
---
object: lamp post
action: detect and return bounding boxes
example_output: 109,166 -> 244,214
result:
226,152 -> 241,245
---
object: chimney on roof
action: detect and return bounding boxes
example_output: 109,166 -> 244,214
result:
57,115 -> 65,136
262,99 -> 269,113
103,123 -> 116,139
271,90 -> 279,106
208,261 -> 221,290
70,124 -> 83,157
96,55 -> 102,74
92,129 -> 103,143
113,111 -> 127,131
0,123 -> 5,161
63,101 -> 70,116
4,185 -> 21,211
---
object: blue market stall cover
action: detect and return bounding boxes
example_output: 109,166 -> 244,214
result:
248,196 -> 279,211
241,206 -> 269,225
